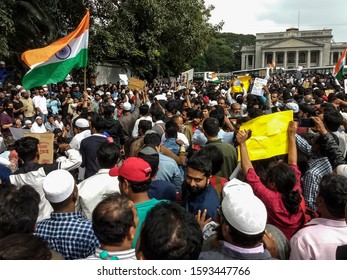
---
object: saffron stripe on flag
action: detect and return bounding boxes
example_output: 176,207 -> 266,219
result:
21,10 -> 89,67
22,49 -> 88,90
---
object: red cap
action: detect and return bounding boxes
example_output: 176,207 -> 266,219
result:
203,96 -> 210,104
322,95 -> 328,102
109,157 -> 152,182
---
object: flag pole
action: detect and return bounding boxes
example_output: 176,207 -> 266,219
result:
83,66 -> 87,92
83,8 -> 89,93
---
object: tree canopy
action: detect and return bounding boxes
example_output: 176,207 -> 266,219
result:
0,0 -> 256,82
191,32 -> 256,73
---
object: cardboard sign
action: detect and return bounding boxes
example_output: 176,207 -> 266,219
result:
24,132 -> 54,164
128,77 -> 145,91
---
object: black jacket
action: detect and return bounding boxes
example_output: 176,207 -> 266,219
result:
320,132 -> 346,169
104,116 -> 125,146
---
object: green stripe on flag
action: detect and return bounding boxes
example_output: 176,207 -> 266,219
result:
22,49 -> 88,90
336,66 -> 344,80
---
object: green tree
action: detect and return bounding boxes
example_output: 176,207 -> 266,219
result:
106,0 -> 215,80
0,0 -> 216,82
190,32 -> 256,72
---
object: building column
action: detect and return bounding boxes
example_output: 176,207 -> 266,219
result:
295,51 -> 299,67
272,51 -> 276,63
319,50 -> 323,66
307,50 -> 311,68
262,52 -> 265,68
284,51 -> 287,69
330,52 -> 334,65
241,54 -> 245,70
251,55 -> 255,68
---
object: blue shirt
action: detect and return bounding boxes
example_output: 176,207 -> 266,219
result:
181,183 -> 220,220
35,212 -> 99,260
157,153 -> 183,189
295,134 -> 332,210
162,137 -> 180,155
192,129 -> 234,146
47,98 -> 61,115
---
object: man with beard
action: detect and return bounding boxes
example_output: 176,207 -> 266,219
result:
30,116 -> 47,133
180,154 -> 219,221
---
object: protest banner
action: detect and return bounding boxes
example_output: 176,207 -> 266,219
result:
179,68 -> 194,89
238,110 -> 293,161
251,77 -> 267,96
230,76 -> 252,93
128,77 -> 145,91
24,132 -> 54,164
119,74 -> 129,85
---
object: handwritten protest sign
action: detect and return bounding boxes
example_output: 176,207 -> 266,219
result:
251,78 -> 267,96
24,132 -> 54,164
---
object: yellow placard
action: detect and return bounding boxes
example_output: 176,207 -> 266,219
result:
230,76 -> 251,93
237,110 -> 293,161
325,89 -> 334,96
24,132 -> 54,164
302,80 -> 310,89
128,77 -> 145,91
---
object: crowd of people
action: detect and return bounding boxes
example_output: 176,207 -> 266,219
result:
1,68 -> 347,260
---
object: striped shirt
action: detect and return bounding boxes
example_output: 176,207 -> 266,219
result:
85,247 -> 136,260
295,134 -> 332,210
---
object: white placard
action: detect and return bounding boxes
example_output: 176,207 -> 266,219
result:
344,79 -> 347,94
119,74 -> 129,85
251,77 -> 267,96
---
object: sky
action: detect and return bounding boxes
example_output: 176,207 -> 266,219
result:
204,0 -> 347,42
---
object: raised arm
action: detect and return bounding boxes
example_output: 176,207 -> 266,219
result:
236,129 -> 253,176
287,121 -> 297,165
184,88 -> 192,108
312,116 -> 346,169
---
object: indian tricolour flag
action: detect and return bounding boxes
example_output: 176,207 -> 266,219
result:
209,72 -> 220,83
21,10 -> 90,90
333,48 -> 347,80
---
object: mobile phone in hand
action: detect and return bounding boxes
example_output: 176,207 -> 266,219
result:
299,118 -> 315,127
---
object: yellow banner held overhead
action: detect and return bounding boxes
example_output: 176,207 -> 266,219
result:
237,110 -> 293,161
230,76 -> 251,93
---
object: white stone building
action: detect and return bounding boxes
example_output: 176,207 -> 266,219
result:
241,28 -> 347,70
